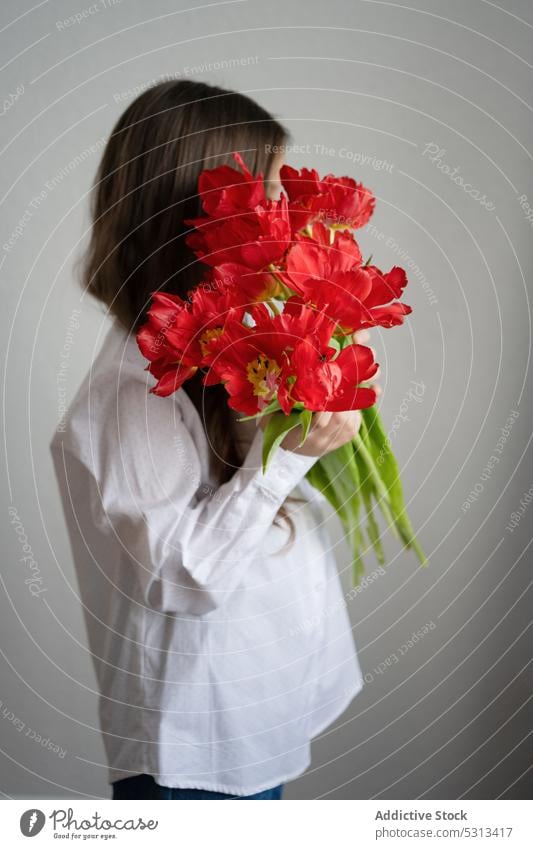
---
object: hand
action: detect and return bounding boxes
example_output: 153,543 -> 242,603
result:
260,409 -> 362,458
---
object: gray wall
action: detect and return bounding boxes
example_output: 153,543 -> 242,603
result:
1,0 -> 531,799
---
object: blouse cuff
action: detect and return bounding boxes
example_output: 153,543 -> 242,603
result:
242,428 -> 320,503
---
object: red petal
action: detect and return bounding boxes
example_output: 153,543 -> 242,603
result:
150,364 -> 196,396
324,385 -> 377,411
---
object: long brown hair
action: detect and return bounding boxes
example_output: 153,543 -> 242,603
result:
81,79 -> 301,537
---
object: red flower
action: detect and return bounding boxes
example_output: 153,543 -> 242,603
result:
204,318 -> 285,414
136,292 -> 195,396
205,302 -> 335,414
280,165 -> 375,232
277,166 -> 322,231
184,152 -> 291,270
283,339 -> 378,413
319,174 -> 375,229
139,155 -> 413,416
206,301 -> 377,415
357,265 -> 412,329
208,263 -> 284,305
136,291 -> 186,362
137,288 -> 243,396
251,297 -> 337,353
196,152 -> 266,218
185,195 -> 291,270
280,223 -> 411,332
282,221 -> 363,281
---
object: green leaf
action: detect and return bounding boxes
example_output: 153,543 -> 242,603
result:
306,442 -> 365,584
237,398 -> 281,422
361,406 -> 427,565
262,410 -> 308,472
304,409 -> 426,585
353,430 -> 397,533
352,439 -> 386,567
362,487 -> 385,566
298,409 -> 313,445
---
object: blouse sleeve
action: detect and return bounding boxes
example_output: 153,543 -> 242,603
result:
77,376 -> 319,615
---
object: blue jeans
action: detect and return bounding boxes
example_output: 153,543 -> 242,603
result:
112,773 -> 283,800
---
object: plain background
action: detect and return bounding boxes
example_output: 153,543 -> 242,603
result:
0,0 -> 531,799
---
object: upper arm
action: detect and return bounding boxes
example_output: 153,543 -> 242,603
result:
59,375 -> 318,615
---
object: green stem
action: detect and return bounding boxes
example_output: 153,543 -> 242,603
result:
353,432 -> 398,535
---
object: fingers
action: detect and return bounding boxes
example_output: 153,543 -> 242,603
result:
326,410 -> 361,450
263,407 -> 365,457
342,409 -> 362,438
311,410 -> 332,429
351,410 -> 362,431
280,407 -> 364,456
318,409 -> 362,446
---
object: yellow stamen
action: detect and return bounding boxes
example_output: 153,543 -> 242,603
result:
199,327 -> 223,356
246,354 -> 281,398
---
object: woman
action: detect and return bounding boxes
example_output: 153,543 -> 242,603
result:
50,79 -> 373,800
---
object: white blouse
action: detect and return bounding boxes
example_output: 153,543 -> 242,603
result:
50,319 -> 364,796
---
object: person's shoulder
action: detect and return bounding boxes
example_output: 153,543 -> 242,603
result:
48,324 -> 143,443
50,320 -> 197,460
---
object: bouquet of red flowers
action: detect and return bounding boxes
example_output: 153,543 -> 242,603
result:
137,153 -> 426,582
